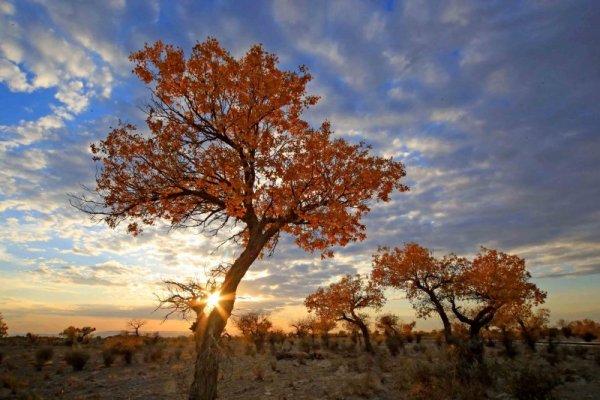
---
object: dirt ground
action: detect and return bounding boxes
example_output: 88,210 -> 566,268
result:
1,336 -> 599,399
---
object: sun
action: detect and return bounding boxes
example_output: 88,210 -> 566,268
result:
205,291 -> 221,311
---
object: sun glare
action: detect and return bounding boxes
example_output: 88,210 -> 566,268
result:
205,291 -> 221,312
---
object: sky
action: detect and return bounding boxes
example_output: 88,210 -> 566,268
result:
1,0 -> 599,335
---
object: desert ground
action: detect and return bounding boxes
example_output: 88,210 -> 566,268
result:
1,333 -> 599,400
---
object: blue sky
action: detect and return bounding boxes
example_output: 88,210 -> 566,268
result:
1,0 -> 599,334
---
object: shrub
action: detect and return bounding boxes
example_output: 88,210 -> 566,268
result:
34,347 -> 53,371
172,348 -> 182,361
509,364 -> 560,400
581,332 -> 598,342
144,346 -> 164,363
102,348 -> 115,367
104,335 -> 143,365
64,350 -> 90,371
1,373 -> 27,394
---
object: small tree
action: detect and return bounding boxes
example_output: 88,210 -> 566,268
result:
376,313 -> 404,356
290,318 -> 312,338
305,274 -> 383,353
0,313 -> 7,338
376,314 -> 400,337
74,38 -> 407,400
60,326 -> 96,345
79,327 -> 96,343
127,319 -> 147,336
234,311 -> 272,352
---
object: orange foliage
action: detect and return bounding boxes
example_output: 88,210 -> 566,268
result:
305,274 -> 384,322
87,38 -> 407,257
449,248 -> 546,337
305,274 -> 382,352
372,243 -> 546,340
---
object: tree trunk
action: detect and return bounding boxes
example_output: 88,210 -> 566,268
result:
188,232 -> 270,400
426,289 -> 453,344
189,312 -> 224,400
356,319 -> 373,354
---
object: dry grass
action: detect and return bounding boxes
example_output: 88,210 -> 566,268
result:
0,335 -> 598,399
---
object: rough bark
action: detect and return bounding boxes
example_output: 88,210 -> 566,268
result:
357,319 -> 374,354
188,232 -> 269,400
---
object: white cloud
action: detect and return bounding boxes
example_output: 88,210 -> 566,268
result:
0,0 -> 14,15
430,108 -> 466,123
0,58 -> 32,92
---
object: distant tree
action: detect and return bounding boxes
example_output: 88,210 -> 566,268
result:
516,308 -> 550,351
400,320 -> 417,342
305,274 -> 383,353
127,319 -> 147,336
290,317 -> 312,338
313,316 -> 337,346
60,326 -> 96,345
372,243 -> 464,343
0,313 -> 7,338
569,319 -> 600,342
73,38 -> 407,400
233,311 -> 272,352
376,313 -> 404,356
494,306 -> 549,352
376,314 -> 401,337
557,319 -> 572,338
79,327 -> 96,343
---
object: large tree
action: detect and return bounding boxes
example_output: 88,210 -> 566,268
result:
371,243 -> 465,342
449,248 -> 546,339
75,38 -> 407,399
305,274 -> 384,353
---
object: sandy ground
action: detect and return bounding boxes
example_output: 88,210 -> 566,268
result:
1,336 -> 599,399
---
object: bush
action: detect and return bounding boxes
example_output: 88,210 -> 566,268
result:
581,332 -> 597,342
510,365 -> 560,400
34,347 -> 53,371
143,346 -> 164,363
1,373 -> 27,394
102,348 -> 115,367
104,335 -> 143,365
64,350 -> 90,371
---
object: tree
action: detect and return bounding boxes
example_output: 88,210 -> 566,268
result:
449,248 -> 546,340
0,313 -> 7,338
376,313 -> 404,356
60,326 -> 96,345
376,313 -> 400,337
305,274 -> 383,353
127,319 -> 147,336
568,319 -> 600,342
233,311 -> 272,352
371,243 -> 465,343
290,317 -> 312,338
73,38 -> 407,399
495,305 -> 549,352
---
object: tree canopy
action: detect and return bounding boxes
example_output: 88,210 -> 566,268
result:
80,38 -> 407,258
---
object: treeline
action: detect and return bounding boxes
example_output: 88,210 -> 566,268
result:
231,243 -> 600,360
